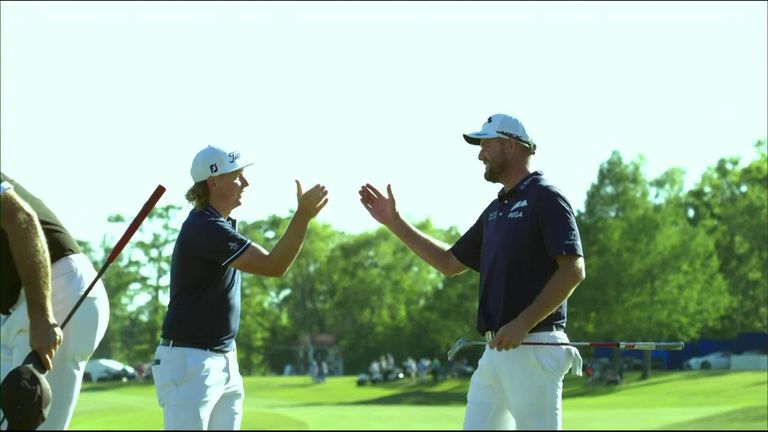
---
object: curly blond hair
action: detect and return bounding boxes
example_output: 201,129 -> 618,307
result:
185,181 -> 210,209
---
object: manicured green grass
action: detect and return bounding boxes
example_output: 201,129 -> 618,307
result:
69,370 -> 767,430
564,370 -> 768,430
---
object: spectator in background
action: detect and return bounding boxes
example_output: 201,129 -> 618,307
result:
403,356 -> 417,380
319,361 -> 328,383
430,358 -> 442,383
309,360 -> 319,384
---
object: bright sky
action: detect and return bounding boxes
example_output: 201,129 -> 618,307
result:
2,1 -> 766,249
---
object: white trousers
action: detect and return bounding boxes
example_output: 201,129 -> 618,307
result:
463,330 -> 582,430
1,253 -> 110,430
151,344 -> 244,430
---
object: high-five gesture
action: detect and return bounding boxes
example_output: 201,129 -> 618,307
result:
359,183 -> 397,227
296,180 -> 329,220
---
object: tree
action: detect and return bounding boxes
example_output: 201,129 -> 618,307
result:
80,235 -> 149,363
571,151 -> 729,379
414,224 -> 478,364
236,214 -> 343,375
317,219 -> 469,373
87,205 -> 180,365
130,204 -> 181,359
321,226 -> 431,373
685,141 -> 768,336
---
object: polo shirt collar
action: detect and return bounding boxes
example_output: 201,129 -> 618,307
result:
202,205 -> 235,222
497,171 -> 543,200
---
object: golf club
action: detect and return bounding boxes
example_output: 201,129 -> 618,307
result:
8,184 -> 165,373
447,337 -> 685,361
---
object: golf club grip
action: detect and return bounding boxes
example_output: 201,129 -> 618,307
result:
107,185 -> 166,263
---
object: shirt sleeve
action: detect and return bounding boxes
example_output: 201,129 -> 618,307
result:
0,181 -> 12,196
187,217 -> 251,267
450,213 -> 484,272
537,187 -> 584,258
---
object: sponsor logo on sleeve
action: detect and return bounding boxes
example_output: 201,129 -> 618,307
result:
564,230 -> 581,246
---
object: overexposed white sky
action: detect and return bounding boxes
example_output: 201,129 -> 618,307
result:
2,1 -> 766,248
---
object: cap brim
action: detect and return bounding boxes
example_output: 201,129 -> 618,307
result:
463,132 -> 502,145
204,162 -> 255,181
226,162 -> 254,174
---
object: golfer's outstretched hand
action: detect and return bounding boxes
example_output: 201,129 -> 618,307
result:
295,180 -> 329,220
359,183 -> 398,227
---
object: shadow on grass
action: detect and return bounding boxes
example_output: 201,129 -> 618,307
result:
367,378 -> 468,392
250,382 -> 318,389
663,405 -> 768,430
563,382 -> 624,398
268,379 -> 470,407
563,371 -> 728,399
307,372 -> 699,405
339,379 -> 469,406
270,389 -> 468,408
351,389 -> 467,406
81,380 -> 154,392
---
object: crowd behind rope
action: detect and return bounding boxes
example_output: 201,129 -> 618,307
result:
354,353 -> 475,386
281,352 -> 475,385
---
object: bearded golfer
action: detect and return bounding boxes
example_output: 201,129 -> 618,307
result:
151,145 -> 329,430
359,113 -> 585,430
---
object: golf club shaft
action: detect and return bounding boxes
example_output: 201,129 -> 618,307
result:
60,184 -> 166,329
448,339 -> 684,361
462,340 -> 684,350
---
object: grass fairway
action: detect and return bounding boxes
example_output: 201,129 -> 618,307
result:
69,370 -> 767,430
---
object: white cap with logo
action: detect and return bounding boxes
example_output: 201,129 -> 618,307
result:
463,113 -> 537,154
190,145 -> 254,183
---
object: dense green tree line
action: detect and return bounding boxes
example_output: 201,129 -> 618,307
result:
82,142 -> 767,378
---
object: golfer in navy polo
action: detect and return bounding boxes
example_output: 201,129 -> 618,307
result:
359,113 -> 585,430
151,145 -> 329,430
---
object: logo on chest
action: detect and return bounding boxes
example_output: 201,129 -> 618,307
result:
488,199 -> 528,222
508,199 -> 527,219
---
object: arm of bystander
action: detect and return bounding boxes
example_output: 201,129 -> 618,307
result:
0,187 -> 62,371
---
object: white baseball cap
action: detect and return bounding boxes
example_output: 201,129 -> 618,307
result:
463,113 -> 537,154
190,145 -> 254,183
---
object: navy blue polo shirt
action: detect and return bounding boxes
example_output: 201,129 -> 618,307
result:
450,171 -> 583,335
161,206 -> 251,352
